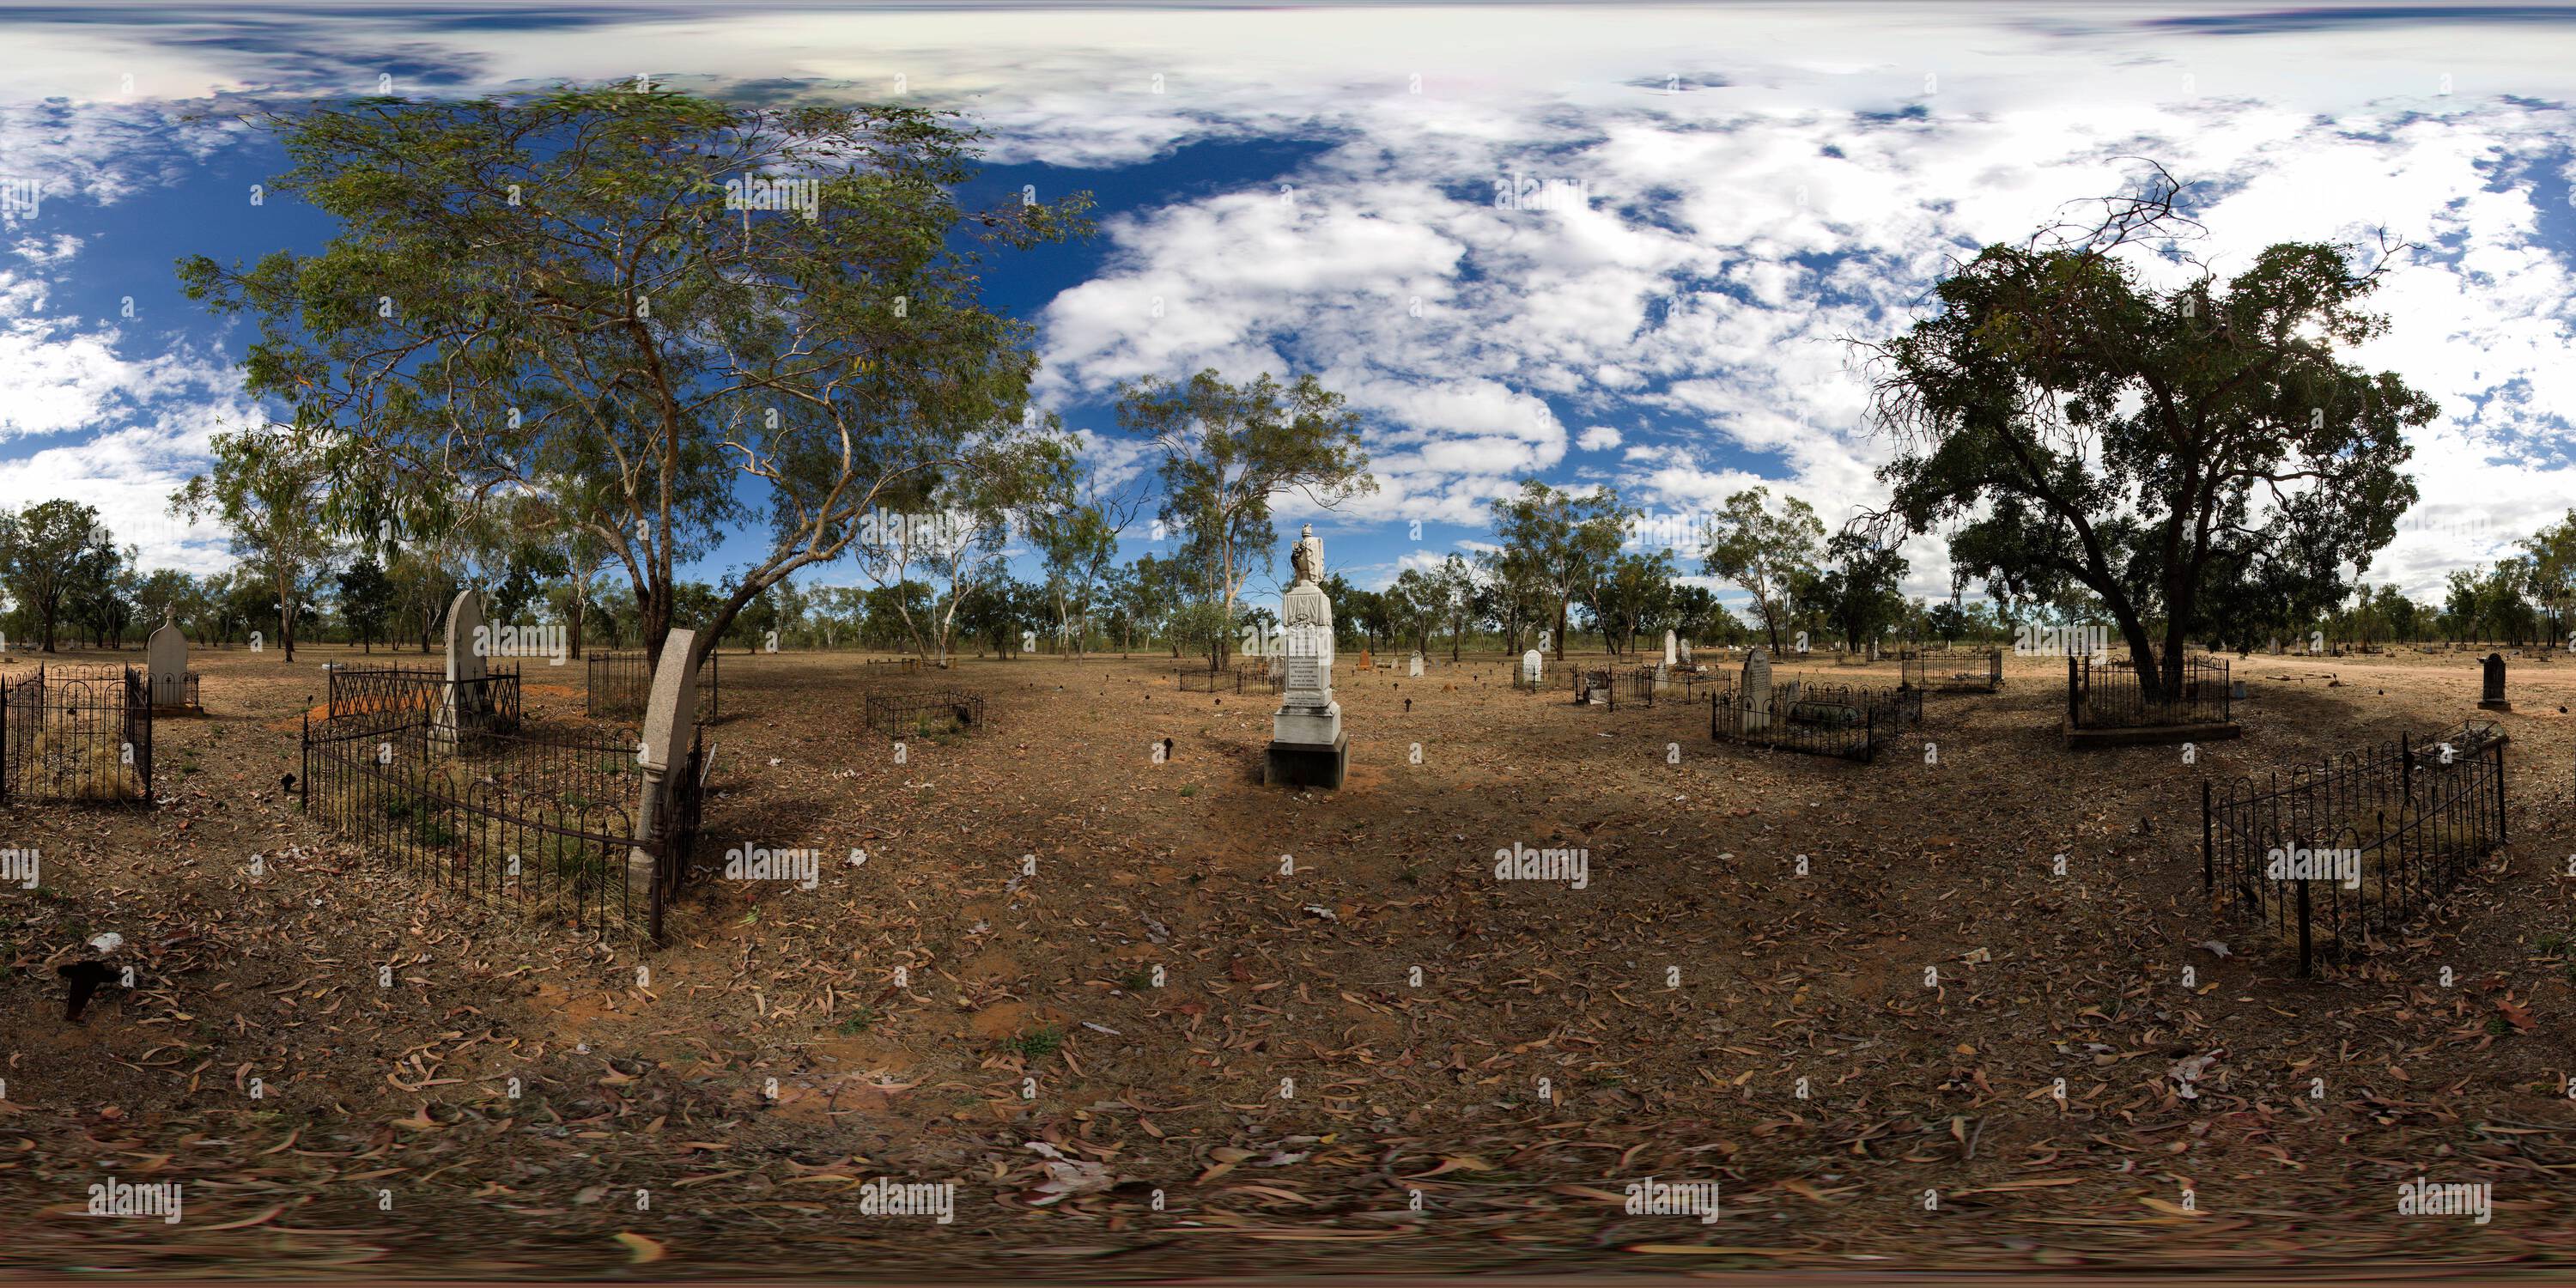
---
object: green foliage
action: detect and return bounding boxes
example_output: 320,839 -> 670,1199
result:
1865,184 -> 2435,694
1489,479 -> 1631,659
179,83 -> 1089,673
1703,486 -> 1825,655
1118,368 -> 1376,661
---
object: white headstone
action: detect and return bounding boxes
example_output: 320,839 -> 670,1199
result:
443,587 -> 489,727
1678,639 -> 1692,665
629,629 -> 702,929
1522,649 -> 1543,684
146,610 -> 188,708
1272,527 -> 1340,750
1408,652 -> 1423,677
1663,629 -> 1679,667
1739,647 -> 1773,733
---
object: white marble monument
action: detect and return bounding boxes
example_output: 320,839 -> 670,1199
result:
147,610 -> 191,709
1522,649 -> 1543,686
1739,647 -> 1774,734
1265,525 -> 1348,789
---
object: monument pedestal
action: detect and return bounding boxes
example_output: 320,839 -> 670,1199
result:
1264,731 -> 1349,789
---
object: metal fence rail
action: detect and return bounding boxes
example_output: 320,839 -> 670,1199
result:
327,664 -> 523,727
586,649 -> 720,720
301,708 -> 702,939
2069,654 -> 2230,728
1709,687 -> 1883,762
1178,664 -> 1284,696
863,688 -> 987,738
1903,647 -> 2004,694
2202,729 -> 2506,975
0,665 -> 152,804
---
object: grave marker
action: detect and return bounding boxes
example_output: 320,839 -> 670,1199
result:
147,610 -> 189,708
1522,649 -> 1543,685
2481,653 -> 2512,711
1266,525 -> 1347,789
1408,652 -> 1423,677
1740,647 -> 1773,733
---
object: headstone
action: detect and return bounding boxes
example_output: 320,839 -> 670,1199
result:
146,610 -> 189,708
1408,652 -> 1423,677
2481,653 -> 2511,711
1739,647 -> 1773,733
1663,630 -> 1679,668
629,629 -> 702,933
1522,649 -> 1542,685
437,588 -> 490,739
1266,525 -> 1347,790
1357,648 -> 1372,671
1679,640 -> 1692,666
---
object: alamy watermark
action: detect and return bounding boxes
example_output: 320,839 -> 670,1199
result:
2267,845 -> 2362,890
2396,1177 -> 2491,1224
2014,623 -> 2110,659
0,847 -> 34,890
88,1176 -> 182,1224
857,1177 -> 955,1224
725,173 -> 820,221
723,845 -> 820,890
471,622 -> 567,665
1624,1176 -> 1720,1224
1493,841 -> 1589,890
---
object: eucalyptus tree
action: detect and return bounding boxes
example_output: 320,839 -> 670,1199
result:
1862,176 -> 2434,696
1117,369 -> 1376,665
180,83 -> 1089,679
172,429 -> 336,660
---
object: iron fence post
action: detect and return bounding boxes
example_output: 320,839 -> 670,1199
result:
2201,779 -> 2213,894
2296,878 -> 2312,977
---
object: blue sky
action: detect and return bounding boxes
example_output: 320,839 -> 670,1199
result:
3,2 -> 2575,617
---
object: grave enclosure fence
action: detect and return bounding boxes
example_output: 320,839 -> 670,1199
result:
2202,726 -> 2507,975
588,649 -> 720,720
327,664 -> 523,727
2068,654 -> 2232,729
864,688 -> 987,738
300,707 -> 707,941
1903,647 -> 2005,694
1177,664 -> 1284,696
0,664 -> 153,804
1708,683 -> 1913,762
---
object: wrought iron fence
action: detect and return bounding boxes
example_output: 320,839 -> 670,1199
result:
1709,686 -> 1884,762
149,671 -> 203,713
586,649 -> 720,720
1510,665 -> 1546,692
1903,647 -> 2004,694
1178,664 -> 1284,696
2068,654 -> 2231,729
1787,681 -> 1922,727
1570,667 -> 1619,708
0,665 -> 152,804
301,708 -> 703,940
864,688 -> 986,738
2203,729 -> 2506,975
326,664 -> 523,728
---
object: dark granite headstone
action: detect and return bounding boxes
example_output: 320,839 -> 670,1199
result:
2480,653 -> 2511,711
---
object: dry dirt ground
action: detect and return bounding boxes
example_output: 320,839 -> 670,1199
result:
3,641 -> 2576,1279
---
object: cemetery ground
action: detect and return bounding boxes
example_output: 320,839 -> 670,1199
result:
3,642 -> 2576,1276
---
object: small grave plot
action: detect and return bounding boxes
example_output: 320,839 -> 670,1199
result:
588,648 -> 720,720
1707,686 -> 1890,762
2066,653 -> 2233,739
2203,730 -> 2507,975
153,671 -> 204,714
865,688 -> 987,738
1791,682 -> 1922,727
327,663 -> 523,727
1569,667 -> 1619,708
1177,663 -> 1281,696
301,707 -> 706,940
0,664 -> 152,804
1901,647 -> 2004,694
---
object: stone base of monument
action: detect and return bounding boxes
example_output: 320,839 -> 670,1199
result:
2479,699 -> 2512,712
1265,733 -> 1349,789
